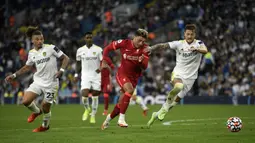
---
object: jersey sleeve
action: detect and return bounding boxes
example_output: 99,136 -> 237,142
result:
25,52 -> 34,66
52,46 -> 64,58
112,39 -> 124,50
198,40 -> 206,47
168,41 -> 180,50
76,49 -> 81,61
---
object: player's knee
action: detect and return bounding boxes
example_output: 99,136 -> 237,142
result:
81,89 -> 89,97
22,98 -> 31,106
125,88 -> 134,95
174,83 -> 184,91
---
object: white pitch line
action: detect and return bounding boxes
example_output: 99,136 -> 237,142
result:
162,118 -> 226,126
162,117 -> 254,126
0,117 -> 253,132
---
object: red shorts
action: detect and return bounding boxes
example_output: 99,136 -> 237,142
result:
101,77 -> 112,93
116,73 -> 138,90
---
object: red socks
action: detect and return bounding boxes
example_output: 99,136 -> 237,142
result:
110,104 -> 120,119
120,92 -> 132,114
109,92 -> 132,119
103,93 -> 109,111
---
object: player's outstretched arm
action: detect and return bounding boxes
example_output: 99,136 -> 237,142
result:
5,65 -> 33,83
149,43 -> 170,52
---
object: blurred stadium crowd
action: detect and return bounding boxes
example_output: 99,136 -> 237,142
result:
0,0 -> 255,104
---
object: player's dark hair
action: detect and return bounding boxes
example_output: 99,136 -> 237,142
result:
185,24 -> 196,32
85,32 -> 92,36
135,29 -> 148,39
26,26 -> 42,39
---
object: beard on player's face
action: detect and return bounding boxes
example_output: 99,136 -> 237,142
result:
184,30 -> 196,44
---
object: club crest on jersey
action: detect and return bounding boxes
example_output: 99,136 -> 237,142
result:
43,52 -> 46,57
93,52 -> 96,55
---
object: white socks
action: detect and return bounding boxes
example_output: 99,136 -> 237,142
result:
119,113 -> 125,121
135,96 -> 148,110
27,102 -> 40,113
162,100 -> 178,111
82,96 -> 89,110
91,96 -> 98,116
42,111 -> 51,128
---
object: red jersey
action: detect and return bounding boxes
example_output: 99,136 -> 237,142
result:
103,39 -> 149,79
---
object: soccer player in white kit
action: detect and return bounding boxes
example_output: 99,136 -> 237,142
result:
74,32 -> 102,123
147,24 -> 208,127
5,26 -> 70,132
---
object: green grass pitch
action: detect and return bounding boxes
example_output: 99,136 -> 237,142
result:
0,104 -> 255,143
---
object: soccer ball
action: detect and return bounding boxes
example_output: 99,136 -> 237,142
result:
227,117 -> 242,132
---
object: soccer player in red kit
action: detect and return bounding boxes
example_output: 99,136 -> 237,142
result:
101,29 -> 150,130
101,59 -> 115,115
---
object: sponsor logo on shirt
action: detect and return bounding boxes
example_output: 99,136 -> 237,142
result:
182,52 -> 197,58
85,57 -> 98,60
36,57 -> 50,65
123,53 -> 140,61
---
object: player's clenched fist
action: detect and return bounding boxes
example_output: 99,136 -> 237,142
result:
5,74 -> 16,83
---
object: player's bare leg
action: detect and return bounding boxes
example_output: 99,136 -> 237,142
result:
90,90 -> 100,124
22,91 -> 41,123
33,101 -> 51,132
81,89 -> 91,121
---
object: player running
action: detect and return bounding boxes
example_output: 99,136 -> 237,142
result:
101,29 -> 150,130
5,26 -> 70,132
147,24 -> 208,128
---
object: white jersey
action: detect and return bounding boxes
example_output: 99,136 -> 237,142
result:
76,44 -> 103,80
26,44 -> 64,87
168,39 -> 205,79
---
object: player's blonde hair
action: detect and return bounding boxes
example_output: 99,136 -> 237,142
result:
26,26 -> 42,39
135,28 -> 148,39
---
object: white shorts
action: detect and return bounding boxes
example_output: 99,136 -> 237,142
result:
26,82 -> 59,104
171,72 -> 196,98
81,79 -> 101,91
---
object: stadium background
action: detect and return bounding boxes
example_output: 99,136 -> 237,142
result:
1,1 -> 255,143
0,0 -> 255,105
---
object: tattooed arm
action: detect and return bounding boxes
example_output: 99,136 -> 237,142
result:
149,43 -> 170,51
5,65 -> 33,83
